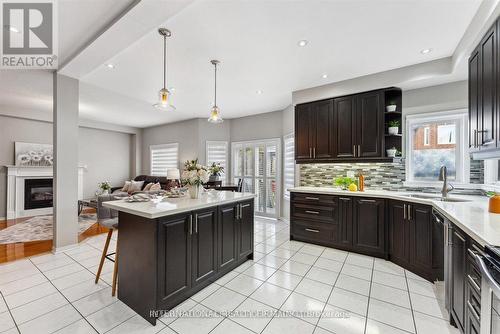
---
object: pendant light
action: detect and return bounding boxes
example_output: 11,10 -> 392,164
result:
153,28 -> 175,111
208,59 -> 223,123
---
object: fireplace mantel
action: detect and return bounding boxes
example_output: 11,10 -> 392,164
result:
5,165 -> 84,219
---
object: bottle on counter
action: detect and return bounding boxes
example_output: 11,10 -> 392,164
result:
358,173 -> 365,192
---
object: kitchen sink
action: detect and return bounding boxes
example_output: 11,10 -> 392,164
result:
432,197 -> 472,203
402,193 -> 471,203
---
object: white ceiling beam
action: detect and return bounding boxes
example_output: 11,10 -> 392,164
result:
59,0 -> 195,79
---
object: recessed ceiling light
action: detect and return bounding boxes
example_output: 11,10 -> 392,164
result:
297,40 -> 308,47
420,48 -> 432,54
321,74 -> 328,79
105,63 -> 115,69
256,90 -> 263,95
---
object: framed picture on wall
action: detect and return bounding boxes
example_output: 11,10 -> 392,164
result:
15,142 -> 53,167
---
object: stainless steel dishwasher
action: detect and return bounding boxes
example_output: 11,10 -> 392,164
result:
432,208 -> 452,312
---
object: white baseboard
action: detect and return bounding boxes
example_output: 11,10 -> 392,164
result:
0,217 -> 5,221
52,243 -> 79,254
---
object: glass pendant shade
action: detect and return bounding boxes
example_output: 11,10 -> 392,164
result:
153,88 -> 176,111
208,105 -> 223,123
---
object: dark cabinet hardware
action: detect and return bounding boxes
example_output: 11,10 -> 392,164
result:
467,274 -> 481,292
305,228 -> 320,233
467,301 -> 480,323
305,196 -> 319,200
305,210 -> 320,215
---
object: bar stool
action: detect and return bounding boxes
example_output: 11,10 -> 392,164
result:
94,195 -> 119,296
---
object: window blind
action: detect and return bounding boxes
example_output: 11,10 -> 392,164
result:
206,141 -> 228,179
150,143 -> 179,176
284,134 -> 295,199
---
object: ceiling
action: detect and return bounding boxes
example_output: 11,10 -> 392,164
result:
0,0 -> 487,128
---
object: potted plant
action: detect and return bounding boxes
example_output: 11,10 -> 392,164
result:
386,104 -> 397,112
98,181 -> 112,195
181,159 -> 209,199
388,120 -> 400,135
208,162 -> 224,182
386,146 -> 397,157
334,177 -> 356,190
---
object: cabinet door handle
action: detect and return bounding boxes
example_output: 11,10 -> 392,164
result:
358,145 -> 361,157
407,204 -> 411,221
313,147 -> 316,158
241,204 -> 250,208
467,274 -> 481,292
305,196 -> 319,200
305,210 -> 320,215
403,204 -> 406,220
309,148 -> 312,158
194,214 -> 198,234
339,197 -> 350,201
353,145 -> 356,157
305,228 -> 320,233
359,199 -> 376,203
189,215 -> 193,235
454,231 -> 466,242
473,129 -> 477,148
467,301 -> 481,322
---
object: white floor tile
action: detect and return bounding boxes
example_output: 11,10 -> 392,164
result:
262,316 -> 315,334
280,260 -> 311,276
413,311 -> 460,334
269,248 -> 295,260
0,273 -> 47,296
17,304 -> 82,334
313,257 -> 344,273
169,304 -> 224,334
10,292 -> 68,324
0,259 -> 36,275
250,282 -> 292,309
34,257 -> 75,272
280,292 -> 326,324
225,274 -> 264,296
107,314 -> 166,334
243,263 -> 276,281
267,270 -> 302,290
258,255 -> 288,269
370,282 -> 411,309
60,279 -> 108,302
158,298 -> 197,326
43,263 -> 86,281
372,270 -> 407,291
345,253 -> 374,269
201,286 -> 246,313
317,304 -> 366,334
410,292 -> 448,320
321,248 -> 348,262
335,274 -> 371,296
0,266 -> 40,285
53,319 -> 98,334
211,319 -> 254,334
0,311 -> 16,332
51,270 -> 96,291
190,283 -> 221,302
85,301 -> 135,333
366,319 -> 412,334
295,278 -> 333,302
72,286 -> 118,316
373,259 -> 405,277
300,244 -> 326,256
367,298 -> 415,333
290,252 -> 318,265
305,267 -> 339,285
341,263 -> 372,281
328,287 -> 369,316
231,298 -> 276,333
407,278 -> 439,298
4,281 -> 58,309
213,270 -> 239,285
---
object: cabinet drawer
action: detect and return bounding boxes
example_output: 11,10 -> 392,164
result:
291,192 -> 337,206
292,220 -> 336,244
291,202 -> 336,223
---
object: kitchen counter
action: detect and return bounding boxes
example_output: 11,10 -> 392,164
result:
290,186 -> 500,247
103,191 -> 256,219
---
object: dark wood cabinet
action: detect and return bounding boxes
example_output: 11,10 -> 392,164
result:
451,228 -> 467,332
295,87 -> 401,163
352,197 -> 385,256
218,203 -> 238,270
238,201 -> 254,259
333,96 -> 356,159
158,213 -> 192,307
356,91 -> 384,158
191,208 -> 218,287
389,200 -> 410,266
469,17 -> 499,151
409,204 -> 433,273
337,197 -> 353,248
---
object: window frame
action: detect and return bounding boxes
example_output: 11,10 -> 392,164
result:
205,140 -> 229,183
283,133 -> 295,200
149,143 -> 179,176
405,110 -> 469,185
423,127 -> 430,146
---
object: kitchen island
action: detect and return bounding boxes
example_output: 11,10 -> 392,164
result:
103,191 -> 255,325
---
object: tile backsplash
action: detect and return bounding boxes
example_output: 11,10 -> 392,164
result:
299,158 -> 484,191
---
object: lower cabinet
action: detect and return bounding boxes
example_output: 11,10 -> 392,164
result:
158,200 -> 254,311
337,197 -> 353,248
352,197 -> 385,257
451,228 -> 467,332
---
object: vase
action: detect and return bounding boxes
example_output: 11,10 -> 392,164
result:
209,175 -> 220,182
188,185 -> 201,199
388,127 -> 399,135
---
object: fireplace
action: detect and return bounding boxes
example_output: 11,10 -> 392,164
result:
24,178 -> 53,210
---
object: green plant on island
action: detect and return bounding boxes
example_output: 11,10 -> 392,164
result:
388,120 -> 400,128
334,177 -> 356,190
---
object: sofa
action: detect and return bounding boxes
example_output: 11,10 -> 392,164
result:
111,175 -> 180,195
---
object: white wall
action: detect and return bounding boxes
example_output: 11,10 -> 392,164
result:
230,111 -> 283,142
0,115 -> 133,218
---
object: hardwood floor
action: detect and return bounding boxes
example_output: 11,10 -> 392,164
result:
0,209 -> 109,263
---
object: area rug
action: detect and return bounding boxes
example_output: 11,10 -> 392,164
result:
0,214 -> 97,244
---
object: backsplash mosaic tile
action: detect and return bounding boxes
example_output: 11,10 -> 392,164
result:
299,158 -> 485,191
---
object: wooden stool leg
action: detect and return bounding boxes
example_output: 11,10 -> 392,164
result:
95,229 -> 113,284
111,238 -> 119,296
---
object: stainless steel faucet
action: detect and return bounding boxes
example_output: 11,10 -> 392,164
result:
438,166 -> 454,198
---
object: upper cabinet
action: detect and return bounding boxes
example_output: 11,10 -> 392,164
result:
469,17 -> 499,152
295,87 -> 402,163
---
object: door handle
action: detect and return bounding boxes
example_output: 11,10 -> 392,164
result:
359,199 -> 376,203
189,215 -> 193,235
241,204 -> 250,208
305,210 -> 320,215
467,301 -> 481,322
313,147 -> 316,158
473,129 -> 477,148
403,204 -> 406,220
353,145 -> 356,157
454,231 -> 466,243
358,145 -> 361,157
305,197 -> 319,200
194,213 -> 198,234
309,148 -> 312,158
407,204 -> 411,221
305,228 -> 320,233
339,197 -> 350,201
467,274 -> 481,292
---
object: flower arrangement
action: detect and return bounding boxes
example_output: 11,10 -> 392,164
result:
181,159 -> 209,186
98,181 -> 112,195
208,162 -> 224,176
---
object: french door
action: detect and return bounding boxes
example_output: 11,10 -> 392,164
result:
232,139 -> 280,218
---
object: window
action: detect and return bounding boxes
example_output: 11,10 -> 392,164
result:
150,143 -> 179,176
206,141 -> 228,181
423,127 -> 430,146
283,133 -> 295,199
406,110 -> 468,183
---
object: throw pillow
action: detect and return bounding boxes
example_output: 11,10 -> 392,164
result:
150,182 -> 161,191
143,183 -> 153,191
128,180 -> 144,193
121,181 -> 131,192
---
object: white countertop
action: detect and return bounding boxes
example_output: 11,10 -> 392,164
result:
103,191 -> 256,219
290,186 -> 500,247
